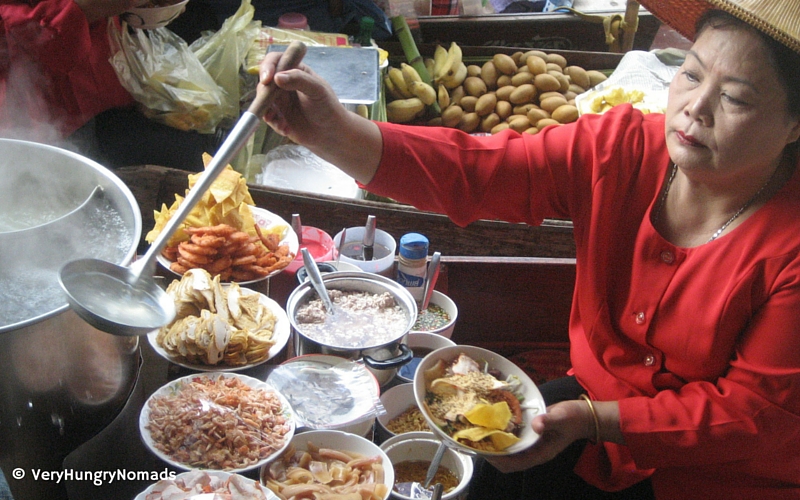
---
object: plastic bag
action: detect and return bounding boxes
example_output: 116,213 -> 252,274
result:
190,0 -> 262,121
108,21 -> 227,133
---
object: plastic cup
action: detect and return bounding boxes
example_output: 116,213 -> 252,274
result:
285,226 -> 335,274
333,227 -> 397,277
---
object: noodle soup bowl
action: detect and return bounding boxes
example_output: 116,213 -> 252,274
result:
380,431 -> 473,500
287,272 -> 417,386
413,345 -> 547,456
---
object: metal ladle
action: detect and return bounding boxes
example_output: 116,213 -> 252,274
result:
58,41 -> 308,336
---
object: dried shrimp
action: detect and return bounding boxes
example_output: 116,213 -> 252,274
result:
164,223 -> 293,281
145,375 -> 292,471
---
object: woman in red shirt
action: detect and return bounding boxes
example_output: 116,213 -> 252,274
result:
258,0 -> 800,498
0,0 -> 218,171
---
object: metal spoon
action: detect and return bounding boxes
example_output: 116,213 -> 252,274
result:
291,213 -> 303,245
302,248 -> 335,315
58,41 -> 308,336
420,251 -> 441,311
362,215 -> 376,261
431,483 -> 444,500
424,440 -> 447,489
334,227 -> 346,269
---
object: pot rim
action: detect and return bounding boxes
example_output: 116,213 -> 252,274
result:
287,271 -> 418,350
0,139 -> 142,334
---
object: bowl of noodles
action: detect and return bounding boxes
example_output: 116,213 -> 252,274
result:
413,345 -> 546,456
260,429 -> 394,499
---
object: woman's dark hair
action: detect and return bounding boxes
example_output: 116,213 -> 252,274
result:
696,10 -> 800,119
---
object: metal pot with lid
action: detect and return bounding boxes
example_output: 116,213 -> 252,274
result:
286,271 -> 417,386
0,139 -> 142,499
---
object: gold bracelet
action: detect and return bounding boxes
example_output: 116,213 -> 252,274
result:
580,394 -> 602,443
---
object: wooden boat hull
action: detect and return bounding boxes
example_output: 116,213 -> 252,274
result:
414,11 -> 661,53
116,165 -> 576,259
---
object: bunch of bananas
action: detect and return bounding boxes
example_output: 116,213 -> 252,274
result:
384,42 -> 465,123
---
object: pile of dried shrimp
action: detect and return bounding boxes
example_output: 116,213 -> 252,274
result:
263,442 -> 389,500
145,375 -> 292,471
162,223 -> 293,281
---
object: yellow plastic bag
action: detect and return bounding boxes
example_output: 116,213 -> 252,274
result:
190,0 -> 262,121
108,21 -> 227,133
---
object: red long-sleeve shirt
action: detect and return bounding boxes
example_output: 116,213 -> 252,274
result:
0,0 -> 133,139
367,105 -> 800,499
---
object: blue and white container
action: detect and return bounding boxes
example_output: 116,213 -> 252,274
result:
396,233 -> 429,301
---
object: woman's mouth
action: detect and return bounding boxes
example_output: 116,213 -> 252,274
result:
676,131 -> 703,147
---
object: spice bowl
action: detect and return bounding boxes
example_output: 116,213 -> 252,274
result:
396,332 -> 456,384
380,431 -> 473,500
411,290 -> 458,338
376,383 -> 432,444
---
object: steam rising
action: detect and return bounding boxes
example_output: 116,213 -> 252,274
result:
0,145 -> 135,330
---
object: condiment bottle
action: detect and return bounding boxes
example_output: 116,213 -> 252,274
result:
396,233 -> 429,300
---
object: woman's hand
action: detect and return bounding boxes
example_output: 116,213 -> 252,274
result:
487,398 -> 623,474
257,49 -> 383,184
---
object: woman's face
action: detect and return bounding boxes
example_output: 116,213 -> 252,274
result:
665,24 -> 800,182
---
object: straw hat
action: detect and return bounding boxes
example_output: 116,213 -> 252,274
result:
636,0 -> 800,54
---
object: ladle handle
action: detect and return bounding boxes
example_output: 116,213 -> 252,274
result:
131,41 -> 307,278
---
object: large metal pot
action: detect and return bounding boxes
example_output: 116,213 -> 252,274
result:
0,139 -> 142,500
286,272 -> 417,386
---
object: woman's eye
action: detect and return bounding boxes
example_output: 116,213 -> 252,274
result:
682,70 -> 699,83
722,93 -> 746,106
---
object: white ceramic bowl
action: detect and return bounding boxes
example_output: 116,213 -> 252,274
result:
139,372 -> 295,473
267,354 -> 380,438
375,383 -> 431,443
380,431 -> 473,500
396,332 -> 456,384
413,345 -> 546,456
121,0 -> 189,30
410,290 -> 458,339
333,227 -> 397,277
260,429 -> 394,500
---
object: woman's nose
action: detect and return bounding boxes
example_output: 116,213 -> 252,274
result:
684,85 -> 714,126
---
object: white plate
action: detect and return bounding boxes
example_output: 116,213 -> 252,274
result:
268,354 -> 380,436
156,206 -> 299,285
413,345 -> 546,456
139,372 -> 296,473
133,470 -> 278,500
148,287 -> 290,371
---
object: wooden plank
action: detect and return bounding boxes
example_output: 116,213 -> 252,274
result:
117,165 -> 576,259
412,11 -> 661,52
437,256 -> 575,351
